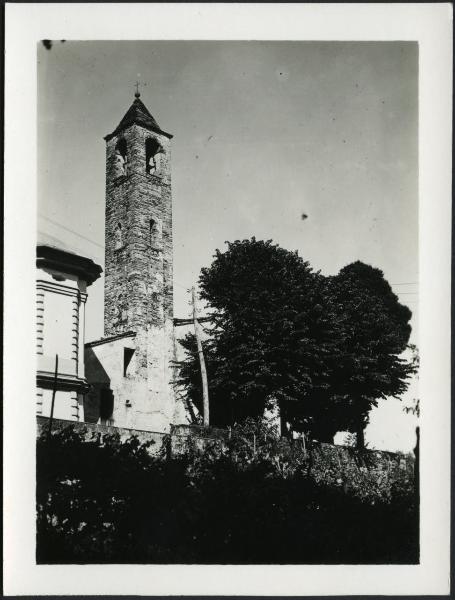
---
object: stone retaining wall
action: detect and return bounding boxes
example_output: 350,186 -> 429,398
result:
37,416 -> 415,495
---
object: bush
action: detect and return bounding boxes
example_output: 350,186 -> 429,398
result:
36,425 -> 418,564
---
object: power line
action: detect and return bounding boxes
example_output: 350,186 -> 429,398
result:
39,214 -> 191,291
38,214 -> 105,249
38,214 -> 419,297
391,282 -> 419,286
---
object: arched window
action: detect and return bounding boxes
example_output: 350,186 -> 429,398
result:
149,218 -> 162,248
145,138 -> 164,175
115,223 -> 123,250
115,138 -> 128,177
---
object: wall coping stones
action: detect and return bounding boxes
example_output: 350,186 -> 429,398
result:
85,331 -> 137,348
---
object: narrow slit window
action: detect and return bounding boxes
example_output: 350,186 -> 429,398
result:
115,223 -> 123,249
123,347 -> 135,377
149,219 -> 156,245
99,388 -> 114,423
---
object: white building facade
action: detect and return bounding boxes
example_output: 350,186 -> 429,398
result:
36,244 -> 102,422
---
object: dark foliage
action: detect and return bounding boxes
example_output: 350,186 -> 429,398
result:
37,426 -> 418,564
177,238 -> 334,434
320,261 -> 414,446
177,240 -> 414,445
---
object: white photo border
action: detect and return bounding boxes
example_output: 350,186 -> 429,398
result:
4,3 -> 452,596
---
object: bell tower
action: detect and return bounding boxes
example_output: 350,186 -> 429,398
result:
104,89 -> 173,335
99,90 -> 176,431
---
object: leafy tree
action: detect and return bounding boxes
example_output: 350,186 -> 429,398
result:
177,243 -> 415,447
177,238 -> 333,435
322,261 -> 414,448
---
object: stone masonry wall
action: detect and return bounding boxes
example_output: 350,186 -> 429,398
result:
104,123 -> 173,337
37,416 -> 167,456
37,417 -> 416,498
94,119 -> 177,433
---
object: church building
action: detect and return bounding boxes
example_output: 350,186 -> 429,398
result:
85,91 -> 188,432
36,243 -> 102,421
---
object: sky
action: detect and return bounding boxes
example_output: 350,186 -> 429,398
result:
37,41 -> 419,451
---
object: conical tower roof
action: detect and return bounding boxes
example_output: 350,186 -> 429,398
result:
105,93 -> 173,141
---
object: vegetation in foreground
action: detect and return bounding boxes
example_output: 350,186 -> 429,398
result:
37,422 -> 418,565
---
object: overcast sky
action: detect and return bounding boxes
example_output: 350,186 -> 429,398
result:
37,41 -> 418,451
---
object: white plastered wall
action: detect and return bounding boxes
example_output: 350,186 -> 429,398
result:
86,324 -> 183,433
36,266 -> 87,421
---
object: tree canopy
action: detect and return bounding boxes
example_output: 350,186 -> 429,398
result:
319,261 -> 414,446
177,239 -> 414,446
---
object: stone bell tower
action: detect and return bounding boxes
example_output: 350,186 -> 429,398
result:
89,89 -> 177,432
104,89 -> 173,335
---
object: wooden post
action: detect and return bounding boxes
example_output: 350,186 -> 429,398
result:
48,354 -> 59,436
191,287 -> 210,427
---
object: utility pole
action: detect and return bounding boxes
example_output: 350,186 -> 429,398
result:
191,287 -> 210,426
48,354 -> 59,437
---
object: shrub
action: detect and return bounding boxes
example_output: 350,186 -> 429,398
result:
36,424 -> 418,564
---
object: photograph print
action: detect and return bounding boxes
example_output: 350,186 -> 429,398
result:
36,40 -> 419,565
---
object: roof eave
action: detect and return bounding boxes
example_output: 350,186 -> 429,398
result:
85,331 -> 137,348
37,245 -> 103,286
104,121 -> 173,142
